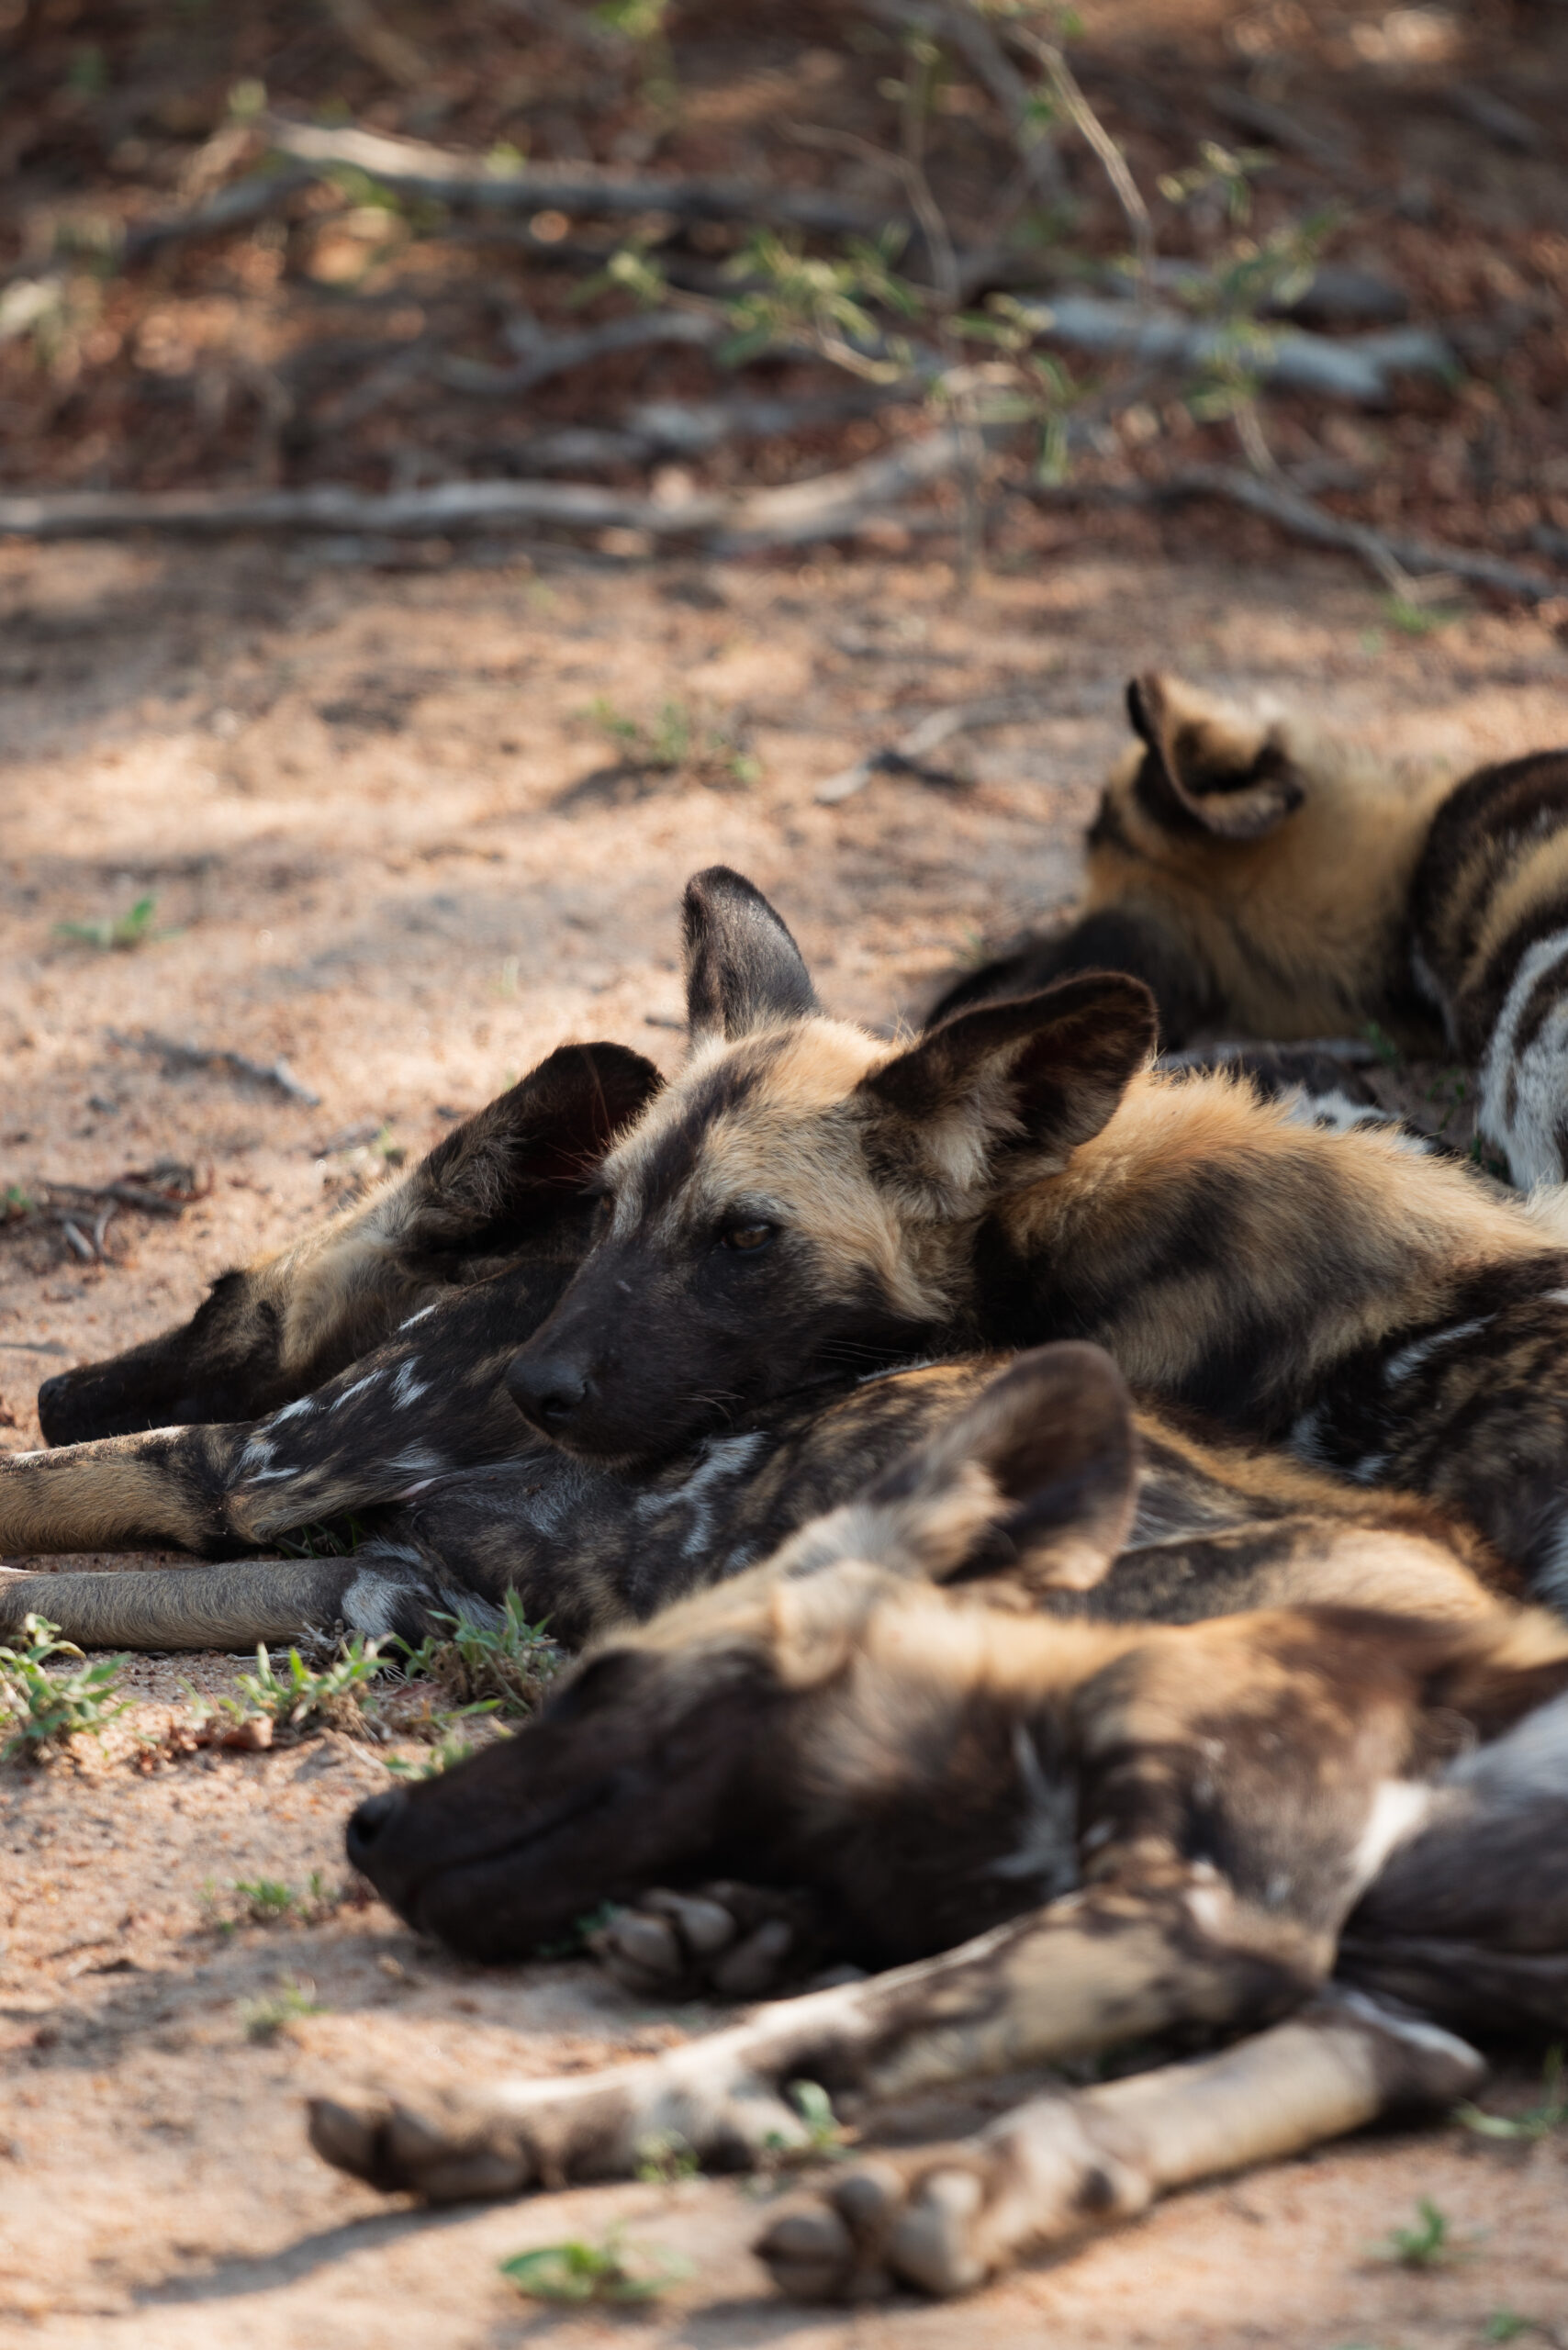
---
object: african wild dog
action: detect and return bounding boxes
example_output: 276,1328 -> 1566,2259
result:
929,672 -> 1568,1188
497,865 -> 1568,1606
7,859 -> 1568,1646
312,1344 -> 1568,2303
34,1039 -> 663,1447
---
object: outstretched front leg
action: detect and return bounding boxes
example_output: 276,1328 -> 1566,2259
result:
756,1991 -> 1482,2299
308,1869 -> 1325,2201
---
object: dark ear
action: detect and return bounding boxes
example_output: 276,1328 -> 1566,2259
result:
1127,672 -> 1304,843
682,867 -> 821,1045
776,1343 -> 1137,1593
408,1041 -> 664,1253
927,1343 -> 1137,1590
857,973 -> 1156,1200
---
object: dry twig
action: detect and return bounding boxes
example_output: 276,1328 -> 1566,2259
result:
108,1028 -> 321,1107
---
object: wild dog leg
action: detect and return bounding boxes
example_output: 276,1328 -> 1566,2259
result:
0,1423 -> 260,1557
308,1872 -> 1324,2202
756,1991 -> 1484,2300
589,1885 -> 836,2001
0,1550 -> 444,1650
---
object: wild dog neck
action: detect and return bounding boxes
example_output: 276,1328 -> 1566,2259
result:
990,1067 -> 1558,1436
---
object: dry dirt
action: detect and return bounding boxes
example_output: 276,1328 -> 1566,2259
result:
4,528 -> 1568,2347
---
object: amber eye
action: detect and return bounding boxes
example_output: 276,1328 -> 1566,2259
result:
722,1220 -> 776,1254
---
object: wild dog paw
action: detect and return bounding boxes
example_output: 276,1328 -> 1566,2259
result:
588,1883 -> 829,2000
308,2087 -> 537,2202
754,2102 -> 1149,2300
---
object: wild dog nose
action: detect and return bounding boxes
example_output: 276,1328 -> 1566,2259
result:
36,1372 -> 73,1442
346,1788 -> 407,1869
506,1353 -> 588,1435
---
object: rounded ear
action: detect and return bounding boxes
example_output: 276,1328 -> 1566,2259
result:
1127,672 -> 1305,843
860,1343 -> 1137,1592
857,972 -> 1157,1199
682,867 -> 821,1045
767,1344 -> 1137,1595
408,1041 -> 664,1250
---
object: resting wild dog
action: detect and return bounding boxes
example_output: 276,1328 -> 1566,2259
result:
930,673 -> 1568,1187
314,1347 -> 1568,2304
7,859 -> 1568,1645
498,866 -> 1568,1605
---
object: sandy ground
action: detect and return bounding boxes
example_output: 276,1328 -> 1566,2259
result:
4,528 -> 1568,2345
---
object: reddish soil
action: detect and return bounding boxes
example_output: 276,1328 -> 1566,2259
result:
2,530 -> 1568,2344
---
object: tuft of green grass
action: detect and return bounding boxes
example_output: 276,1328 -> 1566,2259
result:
499,2227 -> 695,2303
231,1870 -> 341,1926
383,1715 -> 500,1780
2,1184 -> 33,1221
0,1614 -> 129,1761
1372,2195 -> 1460,2270
635,2131 -> 700,2185
586,696 -> 757,789
1456,2044 -> 1568,2143
1484,2313 -> 1541,2344
395,1592 -> 560,1718
1361,1019 -> 1403,1069
240,1975 -> 323,2042
54,894 -> 166,951
1381,596 -> 1462,638
189,1635 -> 390,1744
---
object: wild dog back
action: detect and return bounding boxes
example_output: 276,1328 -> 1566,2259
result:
504,866 -> 1568,1605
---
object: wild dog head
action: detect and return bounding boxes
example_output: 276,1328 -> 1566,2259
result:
38,1041 -> 662,1445
345,1344 -> 1140,1960
505,868 -> 1155,1462
930,674 -> 1446,1051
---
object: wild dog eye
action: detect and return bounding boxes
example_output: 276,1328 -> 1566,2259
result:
722,1220 -> 777,1255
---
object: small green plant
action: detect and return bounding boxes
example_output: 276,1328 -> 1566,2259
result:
758,2079 -> 852,2165
533,1900 -> 622,1961
1456,2044 -> 1568,2142
2,1184 -> 33,1220
240,1975 -> 323,2042
0,1614 -> 129,1760
1382,596 -> 1461,638
635,2130 -> 700,2184
1484,2313 -> 1541,2344
383,1717 -> 498,1779
499,2227 -> 694,2303
190,1635 -> 389,1743
395,1592 -> 560,1718
1373,2195 -> 1456,2270
1361,1020 -> 1403,1069
55,894 -> 164,951
231,1870 -> 341,1925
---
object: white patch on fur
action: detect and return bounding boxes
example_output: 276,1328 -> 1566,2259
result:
270,1396 -> 316,1426
1479,923 -> 1568,1188
386,1447 -> 446,1479
398,1304 -> 438,1330
330,1371 -> 382,1413
390,1360 -> 430,1410
438,1585 -> 505,1628
238,1435 -> 275,1472
1278,1089 -> 1439,1159
1330,1984 -> 1482,2065
634,1433 -> 767,1560
341,1572 -> 400,1638
1382,1315 -> 1491,1387
1350,1779 -> 1432,1892
991,1722 -> 1079,1895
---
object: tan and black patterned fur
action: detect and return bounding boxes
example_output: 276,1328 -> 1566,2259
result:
504,867 -> 1568,1607
933,675 -> 1568,1190
313,1347 -> 1568,2303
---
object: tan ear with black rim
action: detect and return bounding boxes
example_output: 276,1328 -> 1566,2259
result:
1127,672 -> 1305,843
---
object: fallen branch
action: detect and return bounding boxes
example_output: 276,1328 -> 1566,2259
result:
1140,465 -> 1564,605
0,426 -> 975,551
263,114 -> 895,235
1010,294 -> 1451,405
816,690 -> 1059,804
108,1029 -> 321,1107
122,167 -> 316,263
